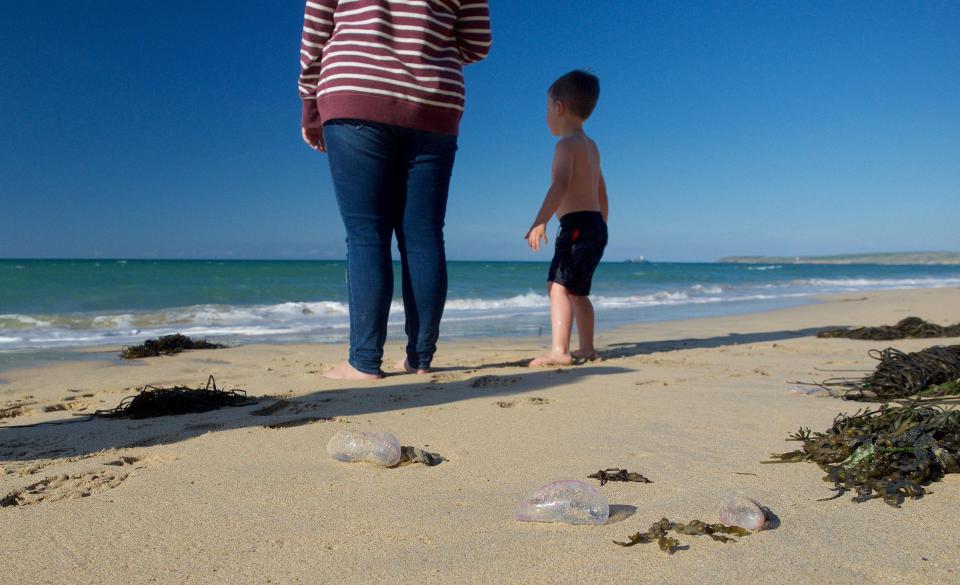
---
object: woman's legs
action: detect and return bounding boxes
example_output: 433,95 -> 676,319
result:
395,130 -> 457,372
323,120 -> 402,377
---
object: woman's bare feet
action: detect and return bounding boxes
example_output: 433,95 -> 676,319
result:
323,361 -> 382,380
528,350 -> 573,367
571,349 -> 599,362
393,358 -> 430,375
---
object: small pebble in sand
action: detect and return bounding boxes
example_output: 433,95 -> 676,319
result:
516,480 -> 609,525
719,493 -> 766,531
326,429 -> 401,467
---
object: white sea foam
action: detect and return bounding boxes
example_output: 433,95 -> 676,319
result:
690,284 -> 724,294
797,277 -> 960,289
2,270 -> 958,351
746,265 -> 782,271
0,314 -> 54,328
92,314 -> 134,328
444,292 -> 547,311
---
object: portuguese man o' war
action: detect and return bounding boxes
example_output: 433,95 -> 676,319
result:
719,493 -> 766,531
515,480 -> 610,525
326,429 -> 401,467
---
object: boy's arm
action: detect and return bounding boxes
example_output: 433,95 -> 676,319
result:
598,170 -> 609,223
299,1 -> 337,149
525,140 -> 575,251
454,1 -> 492,64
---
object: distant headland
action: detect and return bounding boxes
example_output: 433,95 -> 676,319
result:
718,252 -> 960,265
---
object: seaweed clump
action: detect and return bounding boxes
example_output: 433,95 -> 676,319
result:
587,468 -> 652,486
818,317 -> 960,340
96,376 -> 255,419
120,334 -> 226,359
812,345 -> 960,401
398,446 -> 444,466
614,518 -> 750,555
764,402 -> 960,507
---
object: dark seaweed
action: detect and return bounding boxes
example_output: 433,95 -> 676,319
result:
614,518 -> 751,554
96,376 -> 255,419
800,345 -> 960,401
587,468 -> 652,486
398,446 -> 443,466
764,402 -> 960,507
120,334 -> 226,359
818,317 -> 960,340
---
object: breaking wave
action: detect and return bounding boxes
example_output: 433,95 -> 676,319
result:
2,272 -> 959,351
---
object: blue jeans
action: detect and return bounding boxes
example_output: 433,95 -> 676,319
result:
323,119 -> 457,375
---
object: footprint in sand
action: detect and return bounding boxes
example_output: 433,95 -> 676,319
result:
41,398 -> 92,413
429,372 -> 466,384
470,375 -> 519,389
251,400 -> 342,428
1,470 -> 128,507
1,454 -> 173,507
250,399 -> 296,416
250,399 -> 329,416
495,397 -> 550,408
0,399 -> 38,420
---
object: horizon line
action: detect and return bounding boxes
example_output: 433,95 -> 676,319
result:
0,257 -> 701,263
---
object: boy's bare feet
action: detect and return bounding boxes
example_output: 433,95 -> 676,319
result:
571,349 -> 599,361
323,362 -> 382,380
393,358 -> 430,375
528,350 -> 574,367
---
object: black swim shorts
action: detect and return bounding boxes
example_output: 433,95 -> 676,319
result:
547,211 -> 608,296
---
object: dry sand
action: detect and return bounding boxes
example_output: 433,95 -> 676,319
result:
1,287 -> 958,584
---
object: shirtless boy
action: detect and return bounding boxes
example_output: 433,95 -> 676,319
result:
525,70 -> 608,367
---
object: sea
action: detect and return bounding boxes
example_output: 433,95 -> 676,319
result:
1,259 -> 959,369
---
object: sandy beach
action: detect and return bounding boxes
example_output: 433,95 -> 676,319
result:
1,287 -> 958,584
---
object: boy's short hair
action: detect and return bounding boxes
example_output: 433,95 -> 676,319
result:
548,70 -> 600,120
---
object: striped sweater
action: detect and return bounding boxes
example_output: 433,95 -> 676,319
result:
298,0 -> 491,136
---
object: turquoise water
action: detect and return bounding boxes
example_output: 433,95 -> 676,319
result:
2,259 -> 959,356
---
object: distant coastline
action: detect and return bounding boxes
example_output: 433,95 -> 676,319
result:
718,252 -> 960,265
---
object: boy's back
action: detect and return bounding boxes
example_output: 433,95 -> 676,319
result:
554,133 -> 602,219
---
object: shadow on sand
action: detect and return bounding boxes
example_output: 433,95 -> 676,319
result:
599,327 -> 832,359
0,365 -> 630,465
0,326 -> 831,469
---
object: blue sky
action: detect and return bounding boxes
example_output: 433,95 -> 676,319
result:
1,1 -> 958,261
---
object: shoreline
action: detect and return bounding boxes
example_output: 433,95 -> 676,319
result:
0,284 -> 945,372
1,286 -> 958,584
2,294 -> 822,376
0,284 -> 950,376
4,259 -> 960,357
0,295 -> 823,377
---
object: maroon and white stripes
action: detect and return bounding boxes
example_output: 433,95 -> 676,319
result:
299,0 -> 491,135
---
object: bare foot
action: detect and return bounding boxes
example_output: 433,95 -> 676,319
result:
393,358 -> 430,375
528,351 -> 573,368
323,362 -> 381,380
571,349 -> 599,361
